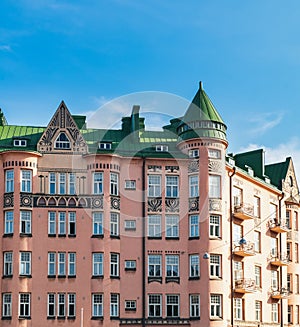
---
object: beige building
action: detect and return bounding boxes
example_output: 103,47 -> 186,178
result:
0,83 -> 299,326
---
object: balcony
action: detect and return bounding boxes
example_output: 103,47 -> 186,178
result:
268,219 -> 289,233
269,252 -> 290,266
233,203 -> 254,220
233,241 -> 255,257
270,287 -> 290,299
234,278 -> 256,293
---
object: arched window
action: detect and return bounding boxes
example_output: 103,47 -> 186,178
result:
289,176 -> 293,187
55,133 -> 70,149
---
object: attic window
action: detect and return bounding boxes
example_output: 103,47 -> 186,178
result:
208,149 -> 221,159
55,132 -> 70,149
99,142 -> 112,150
189,149 -> 199,158
156,145 -> 168,152
14,139 -> 27,147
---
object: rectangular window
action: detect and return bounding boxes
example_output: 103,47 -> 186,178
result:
189,149 -> 199,158
253,196 -> 261,217
68,293 -> 76,317
125,180 -> 136,190
286,210 -> 291,229
58,252 -> 66,276
110,212 -> 119,237
271,237 -> 278,256
58,293 -> 65,317
296,305 -> 300,325
3,252 -> 13,277
208,148 -> 221,159
125,300 -> 136,310
254,231 -> 261,252
148,294 -> 161,317
68,173 -> 76,195
288,305 -> 293,324
2,293 -> 12,318
124,220 -> 136,231
287,273 -> 292,293
5,170 -> 14,193
271,270 -> 279,290
271,303 -> 278,323
166,294 -> 179,318
14,139 -> 27,147
99,142 -> 111,150
209,215 -> 220,238
294,211 -> 299,231
49,172 -> 56,194
19,293 -> 30,318
189,254 -> 199,278
148,175 -> 161,197
189,294 -> 200,318
255,301 -> 262,321
209,175 -> 221,198
189,215 -> 199,238
296,274 -> 300,294
156,144 -> 168,152
270,203 -> 278,222
93,212 -> 103,236
166,255 -> 179,277
110,253 -> 119,277
20,252 -> 31,276
93,172 -> 103,194
296,243 -> 299,263
110,293 -> 119,317
92,253 -> 103,277
58,212 -> 66,235
92,294 -> 103,317
255,266 -> 261,288
48,252 -> 56,276
234,261 -> 243,281
20,211 -> 31,235
210,294 -> 222,318
47,293 -> 55,318
148,255 -> 161,277
148,215 -> 161,238
189,175 -> 199,197
59,173 -> 66,194
21,170 -> 32,192
234,298 -> 243,320
68,253 -> 76,277
125,260 -> 136,270
166,215 -> 179,238
68,212 -> 76,236
4,211 -> 13,234
210,254 -> 221,278
48,212 -> 56,235
166,176 -> 179,198
233,224 -> 242,243
233,186 -> 242,206
110,173 -> 119,196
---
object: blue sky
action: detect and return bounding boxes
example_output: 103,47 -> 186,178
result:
1,0 -> 300,175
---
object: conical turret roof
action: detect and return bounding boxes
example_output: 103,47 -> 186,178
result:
177,82 -> 227,143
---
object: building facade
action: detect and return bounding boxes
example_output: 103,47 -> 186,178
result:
0,83 -> 299,326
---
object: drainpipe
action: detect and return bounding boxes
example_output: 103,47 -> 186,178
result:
228,167 -> 236,327
278,192 -> 284,327
142,156 -> 146,327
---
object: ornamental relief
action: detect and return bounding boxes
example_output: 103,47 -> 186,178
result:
148,198 -> 162,212
189,197 -> 199,212
165,198 -> 179,212
188,160 -> 199,173
4,193 -> 14,208
208,159 -> 222,173
209,199 -> 222,212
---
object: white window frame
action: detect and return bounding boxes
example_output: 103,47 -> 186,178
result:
58,252 -> 66,276
209,215 -> 220,238
68,173 -> 76,195
148,294 -> 161,318
189,294 -> 200,318
124,220 -> 136,231
93,212 -> 103,236
210,294 -> 222,319
148,255 -> 161,277
58,293 -> 66,317
68,293 -> 76,318
189,254 -> 199,278
20,211 -> 31,235
110,212 -> 119,237
48,252 -> 56,276
99,142 -> 112,150
5,170 -> 14,193
20,170 -> 32,193
14,139 -> 27,147
166,176 -> 179,198
68,252 -> 76,277
166,255 -> 179,277
92,253 -> 103,277
110,253 -> 119,277
189,149 -> 199,158
209,175 -> 221,198
125,260 -> 136,270
48,211 -> 56,235
68,212 -> 76,236
19,293 -> 30,318
58,212 -> 66,235
148,215 -> 161,238
189,215 -> 199,238
4,252 -> 13,276
255,301 -> 262,322
49,172 -> 56,194
110,293 -> 119,317
4,211 -> 13,234
155,144 -> 168,152
234,298 -> 243,320
255,265 -> 261,288
93,172 -> 103,194
208,148 -> 220,159
125,300 -> 136,310
125,180 -> 136,190
47,293 -> 55,318
92,293 -> 103,317
166,215 -> 179,238
55,132 -> 70,149
2,293 -> 12,318
148,175 -> 161,197
210,254 -> 221,278
110,173 -> 119,196
189,175 -> 199,197
271,303 -> 279,323
19,252 -> 31,276
166,294 -> 179,318
59,173 -> 66,194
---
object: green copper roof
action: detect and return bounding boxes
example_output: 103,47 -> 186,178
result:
265,158 -> 291,189
178,82 -> 227,142
234,149 -> 265,179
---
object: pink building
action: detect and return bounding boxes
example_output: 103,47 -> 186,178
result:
0,83 -> 299,326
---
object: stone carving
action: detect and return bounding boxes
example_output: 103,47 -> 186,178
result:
4,193 -> 14,208
148,198 -> 162,212
165,198 -> 179,212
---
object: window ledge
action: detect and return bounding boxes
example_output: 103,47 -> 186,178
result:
20,233 -> 32,237
58,275 -> 66,278
210,317 -> 223,321
189,236 -> 200,240
3,233 -> 13,238
209,236 -> 222,240
68,235 -> 76,238
91,316 -> 103,320
19,275 -> 32,278
165,237 -> 180,240
1,316 -> 12,320
58,234 -> 66,238
57,316 -> 66,320
47,275 -> 56,279
110,235 -> 120,239
110,276 -> 120,279
210,276 -> 222,280
166,276 -> 180,284
67,316 -> 76,320
91,275 -> 104,279
125,308 -> 137,311
48,234 -> 56,238
147,237 -> 162,240
47,316 -> 55,320
110,316 -> 120,320
148,276 -> 162,284
125,268 -> 136,272
190,317 -> 200,320
2,275 -> 13,279
68,275 -> 76,279
189,276 -> 200,281
91,234 -> 104,239
19,316 -> 31,320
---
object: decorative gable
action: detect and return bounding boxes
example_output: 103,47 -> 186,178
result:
283,158 -> 299,201
37,101 -> 88,154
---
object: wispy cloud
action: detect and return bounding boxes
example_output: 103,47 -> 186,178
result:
248,112 -> 283,135
0,45 -> 12,52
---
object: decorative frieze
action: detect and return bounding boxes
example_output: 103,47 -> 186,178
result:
209,199 -> 222,212
20,193 -> 33,208
110,196 -> 120,210
4,193 -> 14,208
208,159 -> 222,173
189,197 -> 199,212
33,195 -> 103,208
165,198 -> 179,212
188,160 -> 199,173
148,198 -> 162,212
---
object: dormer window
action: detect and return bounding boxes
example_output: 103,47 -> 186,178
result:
99,142 -> 112,150
55,132 -> 70,149
14,139 -> 27,147
189,149 -> 199,158
208,149 -> 221,159
156,145 -> 168,152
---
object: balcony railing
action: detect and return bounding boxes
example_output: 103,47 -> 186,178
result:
269,252 -> 290,266
270,287 -> 290,299
233,203 -> 254,220
268,219 -> 289,233
233,242 -> 255,257
234,278 -> 256,293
